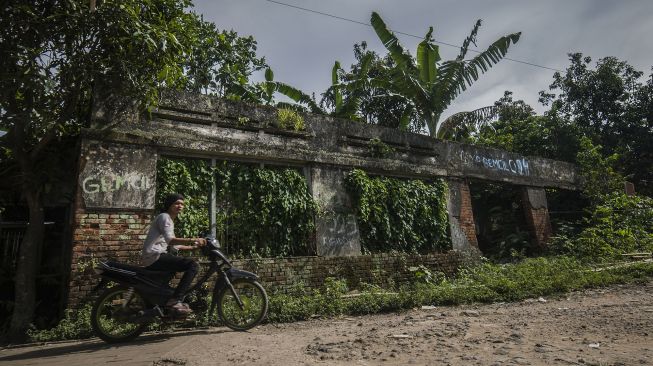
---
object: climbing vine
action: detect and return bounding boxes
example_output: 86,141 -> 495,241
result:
156,157 -> 213,238
344,169 -> 450,253
156,157 -> 317,258
215,162 -> 317,257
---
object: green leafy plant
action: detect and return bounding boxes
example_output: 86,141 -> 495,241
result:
27,303 -> 93,342
237,116 -> 250,126
276,108 -> 305,131
214,162 -> 317,258
576,137 -> 624,204
368,137 -> 395,158
550,193 -> 653,260
156,157 -> 213,238
156,158 -> 317,258
344,169 -> 450,253
408,265 -> 446,285
367,12 -> 520,137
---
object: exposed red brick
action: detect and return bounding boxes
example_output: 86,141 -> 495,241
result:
521,187 -> 553,249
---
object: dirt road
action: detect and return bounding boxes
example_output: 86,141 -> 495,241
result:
2,280 -> 652,366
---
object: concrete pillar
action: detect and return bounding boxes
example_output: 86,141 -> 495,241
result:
310,166 -> 361,256
446,178 -> 479,253
521,186 -> 553,249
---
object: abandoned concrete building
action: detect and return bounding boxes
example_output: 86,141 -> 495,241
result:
2,90 -> 580,313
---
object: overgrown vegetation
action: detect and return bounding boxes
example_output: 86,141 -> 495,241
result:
214,162 -> 317,257
468,55 -> 653,262
27,257 -> 653,342
550,194 -> 653,260
156,157 -> 317,258
545,138 -> 653,261
344,169 -> 450,253
264,258 -> 653,321
276,108 -> 305,131
367,137 -> 395,158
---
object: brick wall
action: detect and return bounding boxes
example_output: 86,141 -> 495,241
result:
68,209 -> 152,305
521,187 -> 553,249
232,251 -> 467,294
66,207 -> 468,305
522,207 -> 552,248
457,181 -> 479,248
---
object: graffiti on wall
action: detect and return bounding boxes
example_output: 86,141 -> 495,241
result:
82,174 -> 152,194
79,143 -> 157,209
460,150 -> 530,176
318,212 -> 360,256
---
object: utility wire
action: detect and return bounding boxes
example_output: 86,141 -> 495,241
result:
262,0 -> 563,73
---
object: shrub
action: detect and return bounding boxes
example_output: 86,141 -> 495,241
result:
27,303 -> 93,342
25,257 -> 653,342
550,193 -> 653,260
277,108 -> 305,131
344,169 -> 450,253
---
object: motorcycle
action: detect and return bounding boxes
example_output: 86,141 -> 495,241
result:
91,237 -> 268,343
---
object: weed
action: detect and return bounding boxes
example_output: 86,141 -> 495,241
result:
25,257 -> 653,343
277,108 -> 305,131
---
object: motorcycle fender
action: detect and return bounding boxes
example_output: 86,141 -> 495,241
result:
209,269 -> 259,313
226,268 -> 259,281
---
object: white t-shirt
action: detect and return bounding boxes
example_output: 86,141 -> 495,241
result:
141,213 -> 176,266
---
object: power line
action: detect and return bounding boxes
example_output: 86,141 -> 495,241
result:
262,0 -> 563,73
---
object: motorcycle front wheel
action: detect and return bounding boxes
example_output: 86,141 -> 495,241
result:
217,279 -> 268,331
91,285 -> 148,343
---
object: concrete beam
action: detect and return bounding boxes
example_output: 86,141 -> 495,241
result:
85,91 -> 579,190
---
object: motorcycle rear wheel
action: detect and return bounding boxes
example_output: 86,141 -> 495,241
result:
91,285 -> 148,343
217,279 -> 268,331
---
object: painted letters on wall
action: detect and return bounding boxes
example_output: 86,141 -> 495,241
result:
79,142 -> 157,209
459,149 -> 530,176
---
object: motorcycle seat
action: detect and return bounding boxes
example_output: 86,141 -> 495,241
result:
103,261 -> 177,279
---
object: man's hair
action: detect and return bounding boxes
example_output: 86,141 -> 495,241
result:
161,193 -> 184,213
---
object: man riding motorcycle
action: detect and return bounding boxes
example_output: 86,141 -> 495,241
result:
141,193 -> 206,314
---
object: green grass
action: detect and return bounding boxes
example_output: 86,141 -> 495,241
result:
26,256 -> 653,342
267,256 -> 653,322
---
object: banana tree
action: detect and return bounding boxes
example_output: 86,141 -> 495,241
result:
328,52 -> 374,121
227,67 -> 323,113
255,57 -> 374,119
369,12 -> 520,138
437,105 -> 500,140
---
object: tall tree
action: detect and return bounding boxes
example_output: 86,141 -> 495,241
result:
540,54 -> 653,196
321,42 -> 426,132
367,12 -> 521,137
472,91 -> 582,162
183,19 -> 268,101
0,0 -> 211,342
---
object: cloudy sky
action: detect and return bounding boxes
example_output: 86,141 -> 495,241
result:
193,0 -> 653,118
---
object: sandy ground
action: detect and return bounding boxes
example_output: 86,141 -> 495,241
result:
1,280 -> 652,366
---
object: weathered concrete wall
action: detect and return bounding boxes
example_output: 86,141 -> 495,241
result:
78,141 -> 157,210
310,166 -> 361,256
68,140 -> 155,305
66,91 -> 579,305
84,90 -> 579,189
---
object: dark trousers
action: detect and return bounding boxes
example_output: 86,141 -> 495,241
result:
146,253 -> 199,300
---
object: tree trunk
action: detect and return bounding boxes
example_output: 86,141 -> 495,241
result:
7,177 -> 44,343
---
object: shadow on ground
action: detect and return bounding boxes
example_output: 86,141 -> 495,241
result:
0,328 -> 227,362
